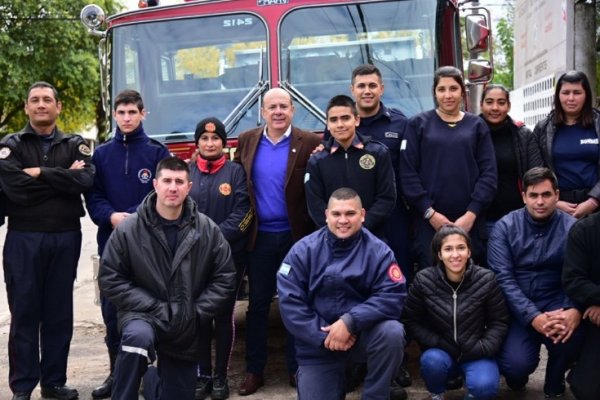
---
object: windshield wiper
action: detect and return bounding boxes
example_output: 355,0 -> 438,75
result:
223,48 -> 269,133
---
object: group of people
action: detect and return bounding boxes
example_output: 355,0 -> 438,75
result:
0,63 -> 598,400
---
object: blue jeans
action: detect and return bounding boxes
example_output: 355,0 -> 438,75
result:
245,231 -> 296,375
420,348 -> 500,399
297,320 -> 405,400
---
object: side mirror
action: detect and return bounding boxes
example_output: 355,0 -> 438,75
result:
467,59 -> 493,84
465,14 -> 490,53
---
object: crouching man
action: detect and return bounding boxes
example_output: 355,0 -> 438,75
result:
98,156 -> 236,400
277,187 -> 406,399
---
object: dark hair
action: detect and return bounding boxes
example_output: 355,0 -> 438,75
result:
326,94 -> 358,117
114,89 -> 144,111
156,156 -> 189,178
27,81 -> 59,102
351,64 -> 382,84
522,167 -> 558,192
480,84 -> 510,104
431,225 -> 471,264
329,187 -> 362,207
552,70 -> 594,128
433,66 -> 465,100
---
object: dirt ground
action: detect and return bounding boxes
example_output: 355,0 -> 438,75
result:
0,217 -> 575,399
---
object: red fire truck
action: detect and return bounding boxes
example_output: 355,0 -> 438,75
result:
81,0 -> 492,158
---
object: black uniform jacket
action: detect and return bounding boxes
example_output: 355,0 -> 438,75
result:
99,192 -> 236,361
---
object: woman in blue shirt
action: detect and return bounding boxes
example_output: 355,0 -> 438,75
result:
533,70 -> 600,219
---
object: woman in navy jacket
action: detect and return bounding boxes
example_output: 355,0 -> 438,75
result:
188,117 -> 254,400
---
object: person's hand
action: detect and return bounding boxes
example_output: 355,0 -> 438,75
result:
556,200 -> 577,216
110,212 -> 130,228
573,198 -> 598,219
321,319 -> 356,352
454,211 -> 476,232
429,211 -> 451,231
542,308 -> 581,343
69,160 -> 86,170
23,167 -> 41,178
583,305 -> 600,327
532,313 -> 553,335
311,143 -> 325,155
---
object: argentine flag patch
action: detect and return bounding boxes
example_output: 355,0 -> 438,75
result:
279,262 -> 291,276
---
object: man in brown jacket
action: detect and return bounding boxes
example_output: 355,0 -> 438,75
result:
234,88 -> 321,396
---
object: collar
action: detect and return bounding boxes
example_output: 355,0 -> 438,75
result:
114,123 -> 147,143
330,134 -> 364,154
326,227 -> 362,249
360,102 -> 391,125
524,207 -> 559,228
22,123 -> 60,139
196,154 -> 226,174
262,125 -> 292,145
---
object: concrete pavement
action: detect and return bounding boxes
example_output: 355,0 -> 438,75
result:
0,216 -> 575,399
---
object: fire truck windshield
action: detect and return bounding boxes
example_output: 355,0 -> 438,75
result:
108,0 -> 439,144
280,0 -> 436,130
111,13 -> 268,144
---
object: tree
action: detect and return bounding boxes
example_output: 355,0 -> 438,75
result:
492,1 -> 514,89
0,0 -> 121,136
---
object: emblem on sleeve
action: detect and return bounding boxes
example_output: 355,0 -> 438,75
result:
278,262 -> 291,276
219,183 -> 232,196
78,144 -> 92,156
0,147 -> 11,159
359,154 -> 375,170
388,263 -> 404,283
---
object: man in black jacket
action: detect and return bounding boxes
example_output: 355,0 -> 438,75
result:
563,212 -> 600,400
99,156 -> 236,400
305,94 -> 396,238
0,81 -> 95,400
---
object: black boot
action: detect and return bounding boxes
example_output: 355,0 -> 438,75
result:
92,350 -> 117,399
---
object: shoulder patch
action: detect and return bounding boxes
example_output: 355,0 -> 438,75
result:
78,144 -> 92,156
0,147 -> 11,159
359,154 -> 376,170
278,262 -> 291,276
388,263 -> 404,283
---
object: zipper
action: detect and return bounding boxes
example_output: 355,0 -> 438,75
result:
443,275 -> 465,343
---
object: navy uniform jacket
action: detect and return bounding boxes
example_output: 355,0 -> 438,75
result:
85,125 -> 170,255
488,208 -> 577,327
277,226 -> 406,364
189,158 -> 254,254
305,133 -> 396,235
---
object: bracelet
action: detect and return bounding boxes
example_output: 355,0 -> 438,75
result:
424,207 -> 435,220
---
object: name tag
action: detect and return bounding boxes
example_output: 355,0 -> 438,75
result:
384,131 -> 399,139
580,138 -> 599,145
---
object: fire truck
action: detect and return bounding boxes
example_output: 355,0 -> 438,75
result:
81,0 -> 492,158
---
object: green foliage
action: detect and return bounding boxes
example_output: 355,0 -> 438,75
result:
493,5 -> 514,90
0,0 -> 122,136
